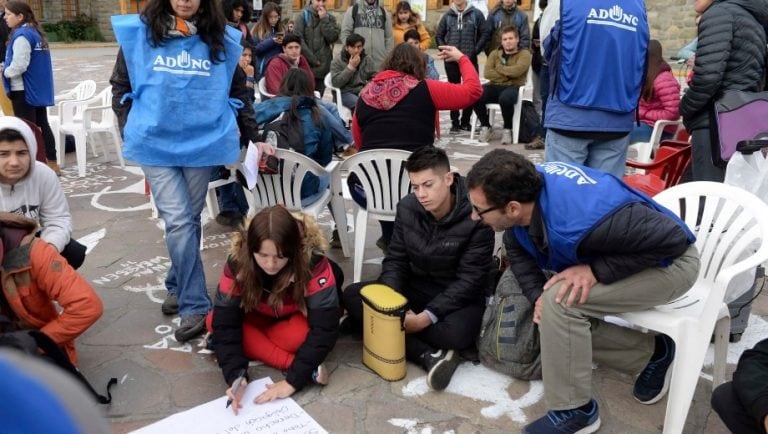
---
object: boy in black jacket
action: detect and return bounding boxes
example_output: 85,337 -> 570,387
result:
712,338 -> 768,434
342,146 -> 494,391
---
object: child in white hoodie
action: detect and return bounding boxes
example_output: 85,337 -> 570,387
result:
0,116 -> 85,268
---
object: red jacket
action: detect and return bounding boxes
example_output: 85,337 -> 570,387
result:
0,214 -> 102,365
264,54 -> 316,95
638,67 -> 680,130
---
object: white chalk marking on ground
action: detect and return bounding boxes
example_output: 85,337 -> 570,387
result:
704,314 -> 768,366
363,257 -> 384,265
389,419 -> 418,431
450,152 -> 483,161
700,372 -> 713,382
402,363 -> 544,423
71,178 -> 151,213
120,374 -> 128,384
77,228 -> 106,255
123,277 -> 167,304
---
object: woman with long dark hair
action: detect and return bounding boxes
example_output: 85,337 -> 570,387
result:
2,1 -> 57,173
392,1 -> 430,51
630,39 -> 680,144
110,0 -> 262,342
210,206 -> 342,408
222,0 -> 253,42
251,2 -> 284,79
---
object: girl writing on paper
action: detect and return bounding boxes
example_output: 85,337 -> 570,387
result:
209,206 -> 343,410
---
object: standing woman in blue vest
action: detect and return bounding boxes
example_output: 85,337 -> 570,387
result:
1,1 -> 57,173
110,0 -> 262,343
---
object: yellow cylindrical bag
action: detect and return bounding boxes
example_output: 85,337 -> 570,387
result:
360,283 -> 408,381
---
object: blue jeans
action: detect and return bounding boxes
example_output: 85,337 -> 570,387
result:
143,165 -> 213,317
544,130 -> 630,178
539,64 -> 549,137
301,173 -> 331,207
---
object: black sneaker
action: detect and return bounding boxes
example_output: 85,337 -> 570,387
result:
523,399 -> 601,434
174,314 -> 207,342
375,237 -> 389,255
459,122 -> 472,132
449,123 -> 462,134
215,211 -> 245,228
423,349 -> 460,391
633,334 -> 675,404
161,292 -> 179,315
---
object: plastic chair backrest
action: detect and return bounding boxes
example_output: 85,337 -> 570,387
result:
250,148 -> 328,212
339,149 -> 412,217
625,140 -> 691,194
258,77 -> 274,99
654,182 -> 768,321
323,73 -> 350,124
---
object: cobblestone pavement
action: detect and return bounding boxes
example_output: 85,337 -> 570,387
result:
48,45 -> 762,434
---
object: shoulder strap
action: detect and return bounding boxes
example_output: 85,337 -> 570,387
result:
304,9 -> 310,26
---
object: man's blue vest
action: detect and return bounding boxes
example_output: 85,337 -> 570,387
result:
3,26 -> 54,106
513,162 -> 695,272
111,15 -> 243,167
549,0 -> 648,113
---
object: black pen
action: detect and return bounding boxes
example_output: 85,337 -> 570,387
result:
225,369 -> 247,409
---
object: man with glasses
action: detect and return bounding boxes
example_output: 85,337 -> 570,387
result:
342,146 -> 494,391
466,149 -> 700,434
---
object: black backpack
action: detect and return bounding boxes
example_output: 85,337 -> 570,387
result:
261,112 -> 305,154
0,326 -> 117,404
518,101 -> 542,144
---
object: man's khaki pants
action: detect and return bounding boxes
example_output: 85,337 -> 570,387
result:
540,245 -> 700,410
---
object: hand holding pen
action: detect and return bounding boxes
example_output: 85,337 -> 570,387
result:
225,369 -> 248,415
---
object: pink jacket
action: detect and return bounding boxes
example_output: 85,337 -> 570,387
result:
638,67 -> 680,129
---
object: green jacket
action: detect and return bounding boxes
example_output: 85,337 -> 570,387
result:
484,48 -> 531,87
292,5 -> 341,79
330,49 -> 377,94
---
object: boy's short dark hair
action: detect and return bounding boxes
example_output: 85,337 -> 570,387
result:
405,146 -> 450,174
345,33 -> 365,47
466,149 -> 542,207
240,38 -> 253,51
0,129 -> 26,144
500,25 -> 519,38
282,33 -> 301,47
403,29 -> 420,42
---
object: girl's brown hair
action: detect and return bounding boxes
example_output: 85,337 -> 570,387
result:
4,1 -> 48,47
381,42 -> 426,80
641,40 -> 667,101
252,2 -> 284,40
234,206 -> 310,313
393,1 -> 421,26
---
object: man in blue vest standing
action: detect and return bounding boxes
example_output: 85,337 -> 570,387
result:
541,0 -> 649,178
466,149 -> 700,434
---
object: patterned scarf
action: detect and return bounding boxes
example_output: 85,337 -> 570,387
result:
168,15 -> 198,37
359,71 -> 420,110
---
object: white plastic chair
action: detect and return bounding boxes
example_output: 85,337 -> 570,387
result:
48,80 -> 97,157
324,73 -> 352,127
58,92 -> 105,177
338,149 -> 412,282
258,77 -> 275,99
470,68 -> 533,143
628,119 -> 684,163
608,181 -> 768,434
81,85 -> 125,169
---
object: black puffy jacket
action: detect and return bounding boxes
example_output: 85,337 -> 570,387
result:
680,0 -> 768,131
505,202 -> 693,304
435,5 -> 490,61
379,174 -> 494,319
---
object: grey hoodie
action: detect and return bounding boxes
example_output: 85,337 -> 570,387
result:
0,117 -> 72,251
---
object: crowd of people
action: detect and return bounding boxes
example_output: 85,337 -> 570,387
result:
2,0 -> 768,433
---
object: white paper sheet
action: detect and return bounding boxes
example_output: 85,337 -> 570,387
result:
131,377 -> 327,434
242,141 -> 261,190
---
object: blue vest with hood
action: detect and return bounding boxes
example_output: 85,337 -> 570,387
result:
3,25 -> 54,106
543,0 -> 649,132
111,15 -> 243,167
513,162 -> 695,272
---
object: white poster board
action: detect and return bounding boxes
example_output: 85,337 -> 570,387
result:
410,0 -> 428,21
131,377 -> 327,434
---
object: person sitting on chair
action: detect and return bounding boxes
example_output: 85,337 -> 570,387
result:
0,116 -> 86,269
330,33 -> 376,112
342,146 -> 494,391
263,33 -> 315,96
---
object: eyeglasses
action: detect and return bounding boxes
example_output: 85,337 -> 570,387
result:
472,204 -> 502,218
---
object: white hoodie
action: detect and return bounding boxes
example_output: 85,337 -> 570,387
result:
0,117 -> 72,251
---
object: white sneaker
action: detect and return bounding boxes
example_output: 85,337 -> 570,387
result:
501,129 -> 513,145
478,126 -> 492,142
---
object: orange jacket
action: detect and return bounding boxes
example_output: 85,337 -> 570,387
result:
392,21 -> 431,52
0,214 -> 102,365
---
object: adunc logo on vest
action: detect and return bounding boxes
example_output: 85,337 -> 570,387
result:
153,50 -> 212,76
586,5 -> 639,32
541,162 -> 597,185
